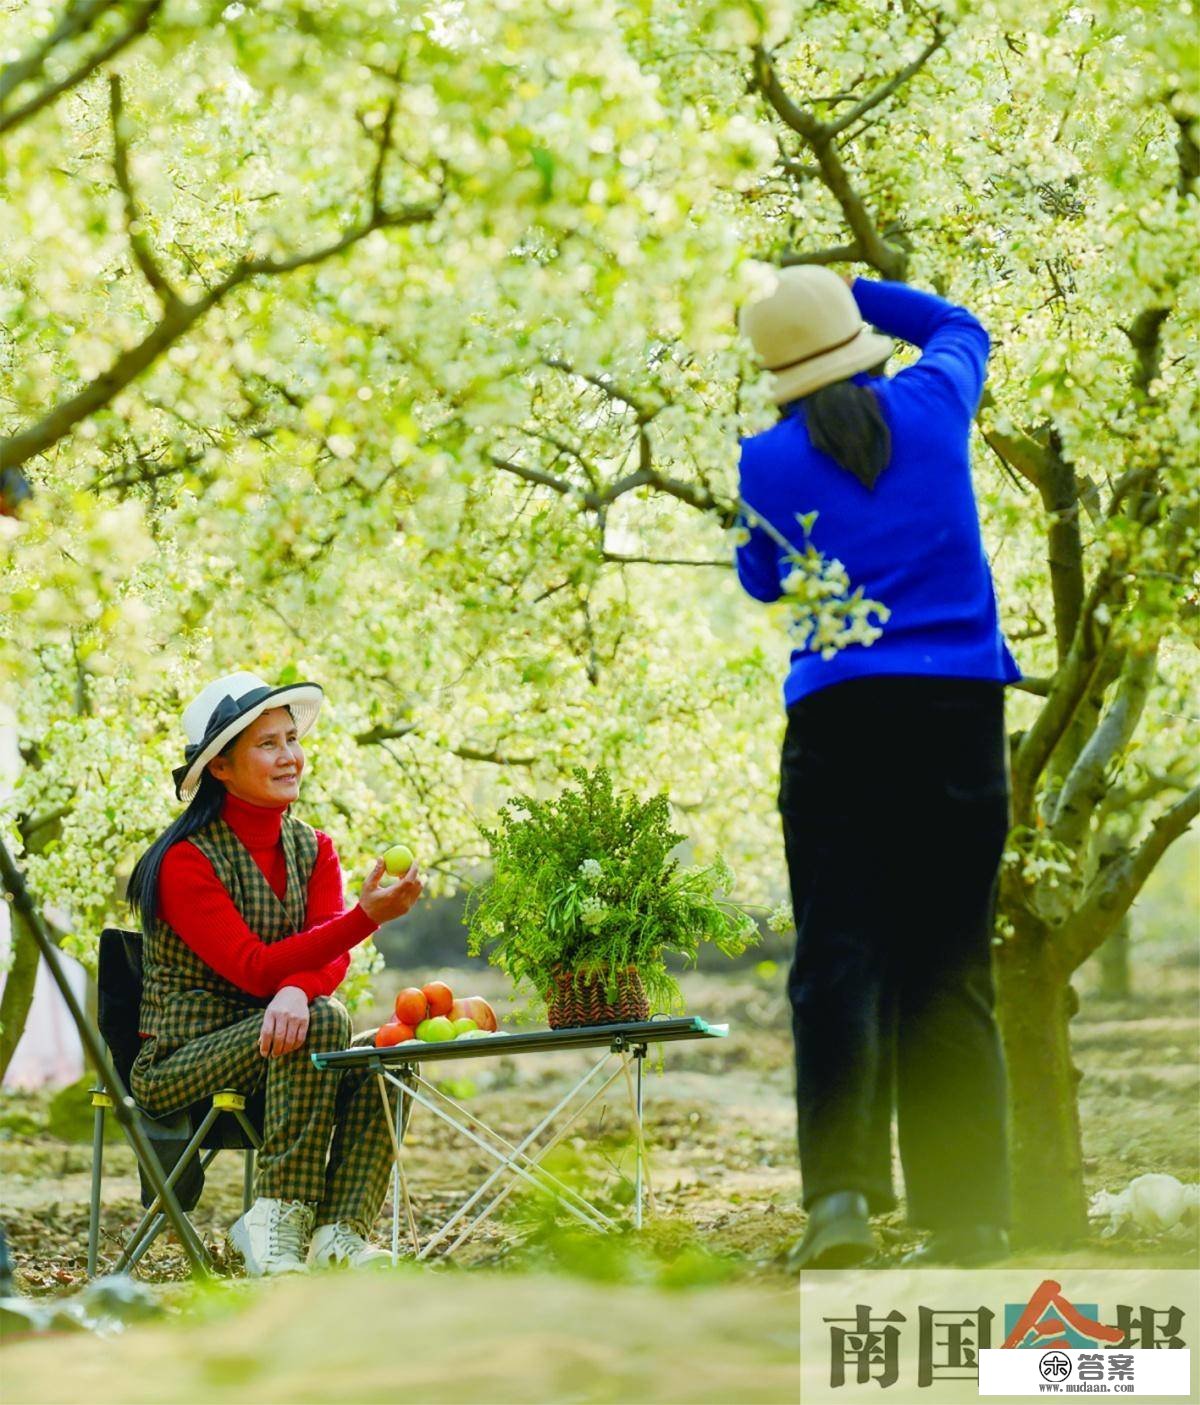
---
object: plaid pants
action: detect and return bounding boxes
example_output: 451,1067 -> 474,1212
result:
130,997 -> 398,1237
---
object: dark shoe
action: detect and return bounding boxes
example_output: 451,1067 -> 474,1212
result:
900,1224 -> 1010,1267
786,1192 -> 876,1271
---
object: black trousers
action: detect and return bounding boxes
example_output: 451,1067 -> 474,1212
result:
779,675 -> 1011,1230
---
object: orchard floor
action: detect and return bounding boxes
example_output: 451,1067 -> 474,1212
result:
1,958 -> 1197,1403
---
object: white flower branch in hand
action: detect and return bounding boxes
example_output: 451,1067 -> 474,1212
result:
359,856 -> 424,925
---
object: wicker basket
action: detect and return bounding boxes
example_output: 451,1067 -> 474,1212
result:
546,966 -> 649,1029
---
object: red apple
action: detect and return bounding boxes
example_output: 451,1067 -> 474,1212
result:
455,996 -> 498,1032
375,1020 -> 414,1048
421,981 -> 454,1018
394,987 -> 428,1026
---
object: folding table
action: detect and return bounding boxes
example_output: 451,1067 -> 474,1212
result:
311,1015 -> 728,1262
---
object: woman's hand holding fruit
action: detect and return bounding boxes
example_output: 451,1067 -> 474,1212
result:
359,849 -> 423,924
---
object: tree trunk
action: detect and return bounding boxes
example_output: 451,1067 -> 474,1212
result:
995,925 -> 1089,1248
0,909 -> 41,1080
1097,914 -> 1132,1000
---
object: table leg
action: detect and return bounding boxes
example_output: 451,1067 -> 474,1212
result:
401,1055 -> 624,1258
376,1072 -> 420,1257
436,1061 -> 627,1257
409,1067 -> 611,1220
390,1083 -> 400,1265
621,1047 -> 658,1225
636,1050 -> 643,1230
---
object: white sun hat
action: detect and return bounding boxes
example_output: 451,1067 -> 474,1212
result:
739,265 -> 894,404
172,671 -> 324,803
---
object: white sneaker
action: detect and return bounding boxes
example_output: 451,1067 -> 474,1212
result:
308,1221 -> 393,1269
228,1198 -> 313,1276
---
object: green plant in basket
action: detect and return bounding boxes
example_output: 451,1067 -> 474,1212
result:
465,766 -> 758,1025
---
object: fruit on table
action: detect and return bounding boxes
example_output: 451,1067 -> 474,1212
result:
394,987 -> 428,1025
416,1015 -> 456,1042
451,1018 -> 478,1036
451,995 -> 498,1032
383,843 -> 415,876
421,981 -> 454,1018
375,1020 -> 414,1048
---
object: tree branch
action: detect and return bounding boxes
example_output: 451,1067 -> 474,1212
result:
751,44 -> 912,279
353,722 -> 418,746
353,720 -> 534,767
0,0 -> 111,105
1040,642 -> 1124,821
780,157 -> 824,182
780,243 -> 864,267
1059,783 -> 1200,971
638,465 -> 732,520
1050,646 -> 1158,851
1,144 -> 441,474
1010,568 -> 1118,823
602,552 -> 731,569
488,451 -> 734,523
977,391 -> 1051,489
524,426 -> 602,490
1169,101 -> 1198,199
1123,306 -> 1170,394
449,744 -> 536,768
369,93 -> 398,221
108,73 -> 181,311
542,358 -> 655,423
1095,765 -> 1194,828
489,453 -> 593,503
1040,431 -> 1085,662
0,0 -> 163,137
823,26 -> 948,138
1098,303 -> 1172,528
749,45 -> 825,142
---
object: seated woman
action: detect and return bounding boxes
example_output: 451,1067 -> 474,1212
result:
127,671 -> 422,1275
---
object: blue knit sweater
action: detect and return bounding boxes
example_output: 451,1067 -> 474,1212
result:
735,277 -> 1021,709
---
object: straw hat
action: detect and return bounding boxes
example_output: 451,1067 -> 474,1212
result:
172,671 -> 323,802
739,266 -> 894,404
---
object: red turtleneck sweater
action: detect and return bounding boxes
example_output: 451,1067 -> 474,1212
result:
157,792 -> 377,1002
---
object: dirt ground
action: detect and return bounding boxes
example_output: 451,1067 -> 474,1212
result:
0,953 -> 1197,1404
2,953 -> 1197,1292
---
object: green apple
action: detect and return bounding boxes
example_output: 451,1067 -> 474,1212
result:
416,1015 -> 456,1043
383,843 -> 415,876
451,1017 -> 478,1036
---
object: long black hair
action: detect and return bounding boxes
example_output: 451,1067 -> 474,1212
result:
127,759 -> 231,928
791,378 -> 891,490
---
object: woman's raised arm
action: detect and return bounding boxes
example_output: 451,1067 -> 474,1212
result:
851,277 -> 991,418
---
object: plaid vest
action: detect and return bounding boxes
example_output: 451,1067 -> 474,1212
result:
139,814 -> 319,1053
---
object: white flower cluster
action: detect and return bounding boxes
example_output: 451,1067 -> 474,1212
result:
709,854 -> 735,894
739,911 -> 759,940
578,858 -> 603,883
1002,829 -> 1078,891
766,900 -> 794,934
781,545 -> 891,661
580,892 -> 607,928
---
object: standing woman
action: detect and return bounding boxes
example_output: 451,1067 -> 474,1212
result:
127,671 -> 422,1275
736,269 -> 1020,1267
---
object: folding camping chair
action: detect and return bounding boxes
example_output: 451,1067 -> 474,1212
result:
87,928 -> 264,1277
